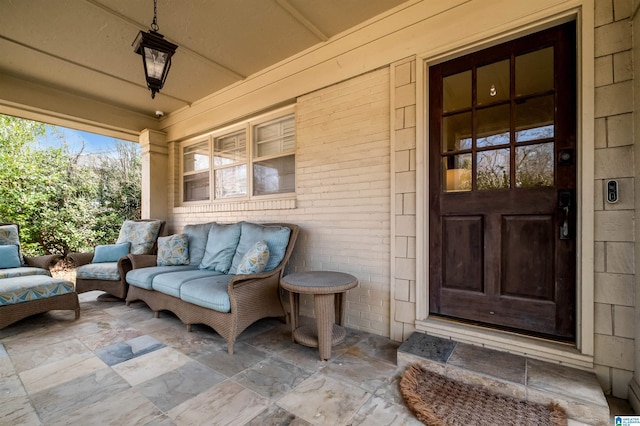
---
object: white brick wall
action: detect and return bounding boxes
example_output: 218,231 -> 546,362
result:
293,68 -> 391,334
169,68 -> 392,336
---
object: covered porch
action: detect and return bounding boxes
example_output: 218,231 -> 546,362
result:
2,0 -> 640,422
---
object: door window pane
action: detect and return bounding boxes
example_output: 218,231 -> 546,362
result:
214,165 -> 247,199
477,148 -> 510,190
183,141 -> 209,173
516,47 -> 554,96
443,112 -> 472,152
443,70 -> 471,113
477,59 -> 510,105
184,171 -> 209,202
477,105 -> 510,148
443,154 -> 472,192
516,143 -> 554,187
516,95 -> 555,142
253,155 -> 295,196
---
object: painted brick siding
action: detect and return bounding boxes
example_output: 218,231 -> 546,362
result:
593,0 -> 635,398
292,68 -> 391,334
169,68 -> 392,336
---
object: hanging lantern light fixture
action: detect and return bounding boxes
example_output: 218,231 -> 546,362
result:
132,0 -> 178,99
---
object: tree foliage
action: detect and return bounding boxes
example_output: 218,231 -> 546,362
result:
0,115 -> 141,256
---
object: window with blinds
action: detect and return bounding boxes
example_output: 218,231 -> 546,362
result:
253,115 -> 295,196
180,109 -> 295,203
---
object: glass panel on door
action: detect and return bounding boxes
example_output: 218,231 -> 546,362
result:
516,95 -> 555,142
443,154 -> 472,192
477,59 -> 509,105
477,148 -> 510,190
443,70 -> 471,113
515,47 -> 554,96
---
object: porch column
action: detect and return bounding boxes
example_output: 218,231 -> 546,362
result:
139,129 -> 168,221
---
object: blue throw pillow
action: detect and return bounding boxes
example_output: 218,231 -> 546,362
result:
236,241 -> 269,274
0,245 -> 21,268
157,234 -> 189,266
92,242 -> 131,263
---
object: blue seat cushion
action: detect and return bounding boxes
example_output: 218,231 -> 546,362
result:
0,275 -> 75,306
76,262 -> 120,281
126,265 -> 198,290
151,269 -> 224,298
179,275 -> 234,313
0,267 -> 51,279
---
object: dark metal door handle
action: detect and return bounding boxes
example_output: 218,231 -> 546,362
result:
558,189 -> 573,240
560,206 -> 569,239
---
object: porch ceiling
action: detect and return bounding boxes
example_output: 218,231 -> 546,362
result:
0,0 -> 407,135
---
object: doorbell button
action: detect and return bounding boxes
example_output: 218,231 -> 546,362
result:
606,179 -> 619,204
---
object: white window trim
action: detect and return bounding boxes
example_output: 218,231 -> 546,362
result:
177,105 -> 296,210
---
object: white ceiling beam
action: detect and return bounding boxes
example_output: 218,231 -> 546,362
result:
276,0 -> 329,42
83,0 -> 247,81
0,34 -> 191,106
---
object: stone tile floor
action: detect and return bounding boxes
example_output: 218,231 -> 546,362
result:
1,291 -> 420,425
0,291 -> 635,425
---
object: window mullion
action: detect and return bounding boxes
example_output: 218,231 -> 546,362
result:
247,122 -> 254,199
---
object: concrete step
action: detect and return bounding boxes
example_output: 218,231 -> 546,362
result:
397,332 -> 609,425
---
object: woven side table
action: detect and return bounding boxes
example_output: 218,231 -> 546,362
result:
280,271 -> 358,360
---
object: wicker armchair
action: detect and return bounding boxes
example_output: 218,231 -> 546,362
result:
68,219 -> 165,299
0,222 -> 78,329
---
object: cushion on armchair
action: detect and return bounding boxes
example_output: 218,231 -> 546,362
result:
0,245 -> 21,269
76,263 -> 120,281
0,224 -> 24,265
92,243 -> 131,263
0,224 -> 20,246
0,267 -> 51,279
116,220 -> 163,255
157,234 -> 189,266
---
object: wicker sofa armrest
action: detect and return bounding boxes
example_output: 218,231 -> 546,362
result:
228,268 -> 280,289
128,254 -> 158,269
24,254 -> 62,270
66,252 -> 94,267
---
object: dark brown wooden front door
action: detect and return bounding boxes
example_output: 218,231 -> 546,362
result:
428,22 -> 577,340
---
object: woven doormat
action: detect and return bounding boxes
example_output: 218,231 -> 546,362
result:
400,363 -> 568,426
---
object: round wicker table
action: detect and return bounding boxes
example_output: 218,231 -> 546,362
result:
280,271 -> 358,360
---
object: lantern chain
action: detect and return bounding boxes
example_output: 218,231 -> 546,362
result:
151,0 -> 159,32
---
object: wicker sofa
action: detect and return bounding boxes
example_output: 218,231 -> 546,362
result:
125,221 -> 299,354
0,223 -> 79,329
